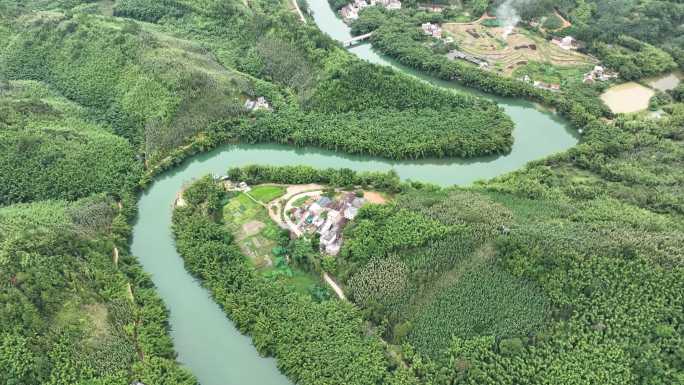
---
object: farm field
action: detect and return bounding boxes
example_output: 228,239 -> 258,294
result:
248,185 -> 286,203
442,23 -> 597,76
222,190 -> 320,294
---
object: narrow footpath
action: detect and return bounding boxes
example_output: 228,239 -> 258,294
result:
291,0 -> 306,23
323,272 -> 346,300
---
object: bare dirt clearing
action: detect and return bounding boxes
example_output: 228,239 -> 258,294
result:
364,191 -> 388,204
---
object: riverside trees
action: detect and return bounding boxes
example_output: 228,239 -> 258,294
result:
218,102 -> 684,384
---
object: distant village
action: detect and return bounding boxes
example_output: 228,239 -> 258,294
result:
288,192 -> 366,255
417,21 -> 620,91
340,0 -> 401,22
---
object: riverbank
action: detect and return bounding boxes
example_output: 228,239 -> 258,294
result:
128,2 -> 581,384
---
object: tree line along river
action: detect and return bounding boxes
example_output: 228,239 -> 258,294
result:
130,1 -> 579,384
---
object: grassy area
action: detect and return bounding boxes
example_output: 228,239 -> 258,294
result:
512,61 -> 593,85
249,185 -> 286,203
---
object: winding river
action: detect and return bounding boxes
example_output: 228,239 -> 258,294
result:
130,2 -> 579,384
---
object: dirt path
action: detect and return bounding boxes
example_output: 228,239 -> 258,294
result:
113,246 -> 119,267
554,9 -> 572,29
323,272 -> 347,300
266,184 -> 323,233
291,0 -> 306,23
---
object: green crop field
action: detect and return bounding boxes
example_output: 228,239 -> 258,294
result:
249,185 -> 286,203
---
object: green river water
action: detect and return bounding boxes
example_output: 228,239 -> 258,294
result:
130,1 -> 579,384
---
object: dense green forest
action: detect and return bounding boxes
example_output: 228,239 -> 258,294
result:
2,0 -> 683,384
212,99 -> 684,383
0,0 -> 514,163
0,195 -> 197,384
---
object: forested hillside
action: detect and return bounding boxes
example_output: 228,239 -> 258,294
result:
0,0 -> 516,383
0,195 -> 197,384
0,0 -> 514,163
210,102 -> 684,384
2,0 -> 683,384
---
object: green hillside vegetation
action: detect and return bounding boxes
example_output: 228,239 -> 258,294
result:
0,11 -> 255,160
172,180 -> 388,385
0,196 -> 196,385
218,102 -> 684,384
0,0 -> 514,164
0,80 -> 142,205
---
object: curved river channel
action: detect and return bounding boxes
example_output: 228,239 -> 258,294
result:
130,2 -> 579,384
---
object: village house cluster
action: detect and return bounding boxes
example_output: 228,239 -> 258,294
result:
583,65 -> 619,84
421,22 -> 454,43
289,193 -> 366,255
340,0 -> 401,22
244,96 -> 271,112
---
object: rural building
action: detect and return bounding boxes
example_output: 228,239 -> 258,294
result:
583,65 -> 619,84
344,206 -> 359,220
340,4 -> 359,20
551,36 -> 581,50
372,0 -> 401,10
446,49 -> 489,67
317,196 -> 333,207
244,96 -> 271,111
422,22 -> 442,38
533,80 -> 561,92
341,0 -> 400,22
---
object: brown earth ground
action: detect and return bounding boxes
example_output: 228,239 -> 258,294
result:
364,191 -> 388,204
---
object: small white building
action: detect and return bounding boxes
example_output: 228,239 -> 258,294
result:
385,0 -> 401,10
583,65 -> 619,84
308,203 -> 323,215
552,36 -> 578,50
344,206 -> 359,220
244,96 -> 271,111
533,80 -> 561,92
340,4 -> 359,20
353,0 -> 368,8
421,22 -> 442,38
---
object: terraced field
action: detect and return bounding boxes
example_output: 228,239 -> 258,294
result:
443,23 -> 597,75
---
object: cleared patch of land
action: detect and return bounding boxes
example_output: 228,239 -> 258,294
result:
364,191 -> 388,204
600,82 -> 655,114
248,185 -> 286,203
